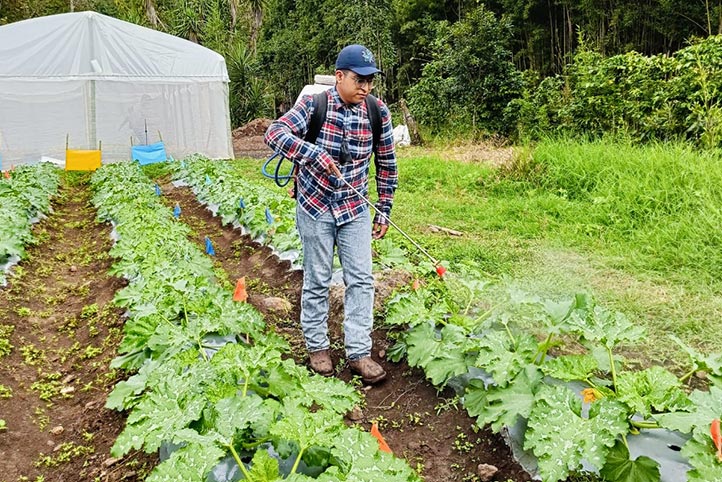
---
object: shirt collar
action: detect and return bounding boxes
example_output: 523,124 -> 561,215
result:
331,86 -> 361,111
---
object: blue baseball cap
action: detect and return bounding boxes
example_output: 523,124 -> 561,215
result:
335,44 -> 383,76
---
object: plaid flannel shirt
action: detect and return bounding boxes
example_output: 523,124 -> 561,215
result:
264,87 -> 397,226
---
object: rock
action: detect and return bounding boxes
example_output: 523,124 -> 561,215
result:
85,401 -> 98,410
62,374 -> 76,384
103,457 -> 121,467
47,440 -> 55,447
261,297 -> 292,314
477,463 -> 499,481
69,265 -> 78,272
695,370 -> 708,380
50,425 -> 64,435
60,386 -> 75,395
346,406 -> 364,422
378,349 -> 386,359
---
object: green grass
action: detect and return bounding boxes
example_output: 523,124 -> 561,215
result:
230,139 -> 722,366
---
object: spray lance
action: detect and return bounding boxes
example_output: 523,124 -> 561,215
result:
262,151 -> 447,278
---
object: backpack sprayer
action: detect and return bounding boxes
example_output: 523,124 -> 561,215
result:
262,76 -> 446,277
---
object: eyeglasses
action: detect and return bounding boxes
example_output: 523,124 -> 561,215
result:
348,73 -> 374,89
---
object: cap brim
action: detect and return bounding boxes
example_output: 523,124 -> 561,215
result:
348,66 -> 383,76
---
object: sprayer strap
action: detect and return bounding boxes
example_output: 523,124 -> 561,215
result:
305,92 -> 328,144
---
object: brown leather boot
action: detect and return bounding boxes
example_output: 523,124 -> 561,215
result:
308,349 -> 333,377
349,356 -> 386,384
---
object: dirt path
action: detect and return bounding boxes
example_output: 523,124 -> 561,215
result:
159,179 -> 532,482
0,174 -> 155,482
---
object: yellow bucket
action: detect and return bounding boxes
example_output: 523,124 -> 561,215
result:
65,149 -> 101,171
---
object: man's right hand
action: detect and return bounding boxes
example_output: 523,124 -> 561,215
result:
326,161 -> 342,179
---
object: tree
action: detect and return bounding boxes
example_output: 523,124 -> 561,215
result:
407,5 -> 523,134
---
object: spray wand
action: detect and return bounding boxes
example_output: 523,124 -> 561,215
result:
335,175 -> 446,278
262,152 -> 447,278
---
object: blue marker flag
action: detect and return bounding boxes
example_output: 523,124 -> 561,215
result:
154,184 -> 161,196
265,207 -> 274,225
173,203 -> 181,218
205,237 -> 215,256
205,174 -> 212,185
239,198 -> 246,209
181,160 -> 186,169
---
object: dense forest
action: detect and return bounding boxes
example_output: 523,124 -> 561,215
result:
3,0 -> 722,143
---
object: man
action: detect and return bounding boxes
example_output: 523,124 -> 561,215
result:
264,44 -> 397,384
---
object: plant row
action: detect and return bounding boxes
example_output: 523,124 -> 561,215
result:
0,163 -> 60,286
171,155 -> 301,256
172,155 -> 417,275
382,265 -> 722,482
90,162 -> 420,481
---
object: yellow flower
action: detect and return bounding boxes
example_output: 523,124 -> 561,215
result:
581,387 -> 602,403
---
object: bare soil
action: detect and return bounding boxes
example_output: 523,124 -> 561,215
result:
0,175 -> 155,482
159,180 -> 533,482
232,118 -> 274,159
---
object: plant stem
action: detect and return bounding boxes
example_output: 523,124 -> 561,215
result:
679,368 -> 696,383
198,338 -> 209,362
502,322 -> 517,347
538,332 -> 554,364
607,347 -> 618,393
630,420 -> 661,430
471,301 -> 507,327
228,443 -> 253,481
290,447 -> 306,474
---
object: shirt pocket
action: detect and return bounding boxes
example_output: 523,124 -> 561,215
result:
346,129 -> 373,162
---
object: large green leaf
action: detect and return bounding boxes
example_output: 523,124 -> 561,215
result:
542,354 -> 599,382
144,443 -> 225,482
405,321 -> 474,386
269,401 -> 342,453
567,305 -> 645,350
681,433 -> 722,482
599,440 -> 660,482
464,365 -> 543,433
111,376 -> 207,456
524,384 -> 629,482
657,386 -> 722,435
616,366 -> 692,418
656,386 -> 722,480
474,330 -> 538,386
246,449 -> 282,481
384,289 -> 447,327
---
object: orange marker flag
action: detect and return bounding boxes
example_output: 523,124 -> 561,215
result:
233,277 -> 248,302
370,421 -> 393,454
2,171 -> 9,179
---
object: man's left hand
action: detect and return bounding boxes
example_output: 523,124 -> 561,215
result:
372,223 -> 388,239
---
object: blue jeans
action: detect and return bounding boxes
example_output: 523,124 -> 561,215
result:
296,208 -> 374,360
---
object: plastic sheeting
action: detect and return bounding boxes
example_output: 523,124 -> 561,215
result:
447,366 -> 693,481
0,11 -> 233,166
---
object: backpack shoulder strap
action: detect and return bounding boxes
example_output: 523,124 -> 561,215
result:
365,94 -> 382,154
305,91 -> 328,144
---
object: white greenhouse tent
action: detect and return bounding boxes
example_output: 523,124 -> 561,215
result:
0,11 -> 234,168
